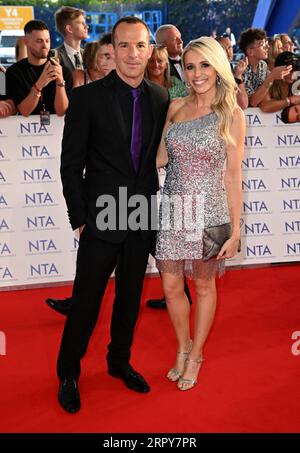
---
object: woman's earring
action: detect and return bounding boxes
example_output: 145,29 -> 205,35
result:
216,75 -> 221,86
185,81 -> 191,89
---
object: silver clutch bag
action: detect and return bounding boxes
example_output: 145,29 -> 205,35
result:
202,222 -> 242,262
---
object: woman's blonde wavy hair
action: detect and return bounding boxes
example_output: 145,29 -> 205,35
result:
182,36 -> 237,146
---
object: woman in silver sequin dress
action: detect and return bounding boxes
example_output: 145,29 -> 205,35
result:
155,37 -> 245,390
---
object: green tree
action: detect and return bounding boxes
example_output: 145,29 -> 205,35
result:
167,0 -> 258,43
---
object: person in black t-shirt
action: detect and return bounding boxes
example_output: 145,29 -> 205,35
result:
5,20 -> 71,116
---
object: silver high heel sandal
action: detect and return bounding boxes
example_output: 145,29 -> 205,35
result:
177,357 -> 204,391
167,340 -> 193,382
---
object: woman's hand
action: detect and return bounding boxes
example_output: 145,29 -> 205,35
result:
216,235 -> 240,260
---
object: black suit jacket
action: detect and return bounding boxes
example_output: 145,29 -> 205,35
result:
61,70 -> 169,243
55,44 -> 84,74
169,58 -> 183,81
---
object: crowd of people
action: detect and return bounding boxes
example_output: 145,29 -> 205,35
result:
0,7 -> 299,121
1,7 -> 299,414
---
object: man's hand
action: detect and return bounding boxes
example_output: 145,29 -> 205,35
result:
49,58 -> 64,85
35,60 -> 64,90
234,57 -> 248,79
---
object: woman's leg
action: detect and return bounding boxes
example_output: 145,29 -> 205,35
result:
161,272 -> 191,380
178,276 -> 216,390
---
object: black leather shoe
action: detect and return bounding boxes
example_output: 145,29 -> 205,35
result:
58,378 -> 80,414
108,364 -> 150,393
146,297 -> 167,309
45,297 -> 72,315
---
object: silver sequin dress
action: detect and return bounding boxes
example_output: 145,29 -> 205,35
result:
155,112 -> 230,279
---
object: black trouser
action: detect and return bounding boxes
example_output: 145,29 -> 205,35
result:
57,228 -> 152,380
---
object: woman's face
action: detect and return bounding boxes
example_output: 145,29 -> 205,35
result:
147,51 -> 168,78
287,104 -> 300,123
284,70 -> 295,85
184,49 -> 217,95
273,39 -> 283,58
96,44 -> 115,77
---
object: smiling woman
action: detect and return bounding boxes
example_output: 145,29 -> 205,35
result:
182,37 -> 237,144
145,45 -> 187,98
155,36 -> 245,392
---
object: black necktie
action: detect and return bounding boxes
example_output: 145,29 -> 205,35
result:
74,52 -> 81,69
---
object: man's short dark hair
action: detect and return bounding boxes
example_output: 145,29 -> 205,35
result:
55,6 -> 85,37
275,51 -> 299,69
99,32 -> 112,46
24,20 -> 49,35
238,28 -> 266,53
111,16 -> 150,46
281,107 -> 290,124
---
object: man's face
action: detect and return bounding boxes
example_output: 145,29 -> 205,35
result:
67,15 -> 88,40
247,38 -> 268,60
25,29 -> 50,60
114,22 -> 152,86
219,37 -> 233,61
287,104 -> 300,123
164,27 -> 183,58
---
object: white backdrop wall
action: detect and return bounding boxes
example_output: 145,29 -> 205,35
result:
0,110 -> 299,289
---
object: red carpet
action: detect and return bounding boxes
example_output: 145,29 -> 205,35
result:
0,264 -> 299,433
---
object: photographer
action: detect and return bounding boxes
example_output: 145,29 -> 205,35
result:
259,52 -> 300,113
5,20 -> 71,117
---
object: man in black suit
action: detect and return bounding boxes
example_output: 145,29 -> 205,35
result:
57,17 -> 169,414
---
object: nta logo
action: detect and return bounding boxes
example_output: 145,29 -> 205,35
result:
281,177 -> 300,189
244,136 -> 263,147
23,168 -> 52,182
20,122 -> 49,135
30,263 -> 58,276
243,200 -> 268,213
21,145 -> 50,158
26,215 -> 55,229
242,157 -> 264,169
242,179 -> 267,191
277,135 -> 300,146
244,222 -> 270,235
28,239 -> 57,253
246,245 -> 272,256
25,192 -> 54,205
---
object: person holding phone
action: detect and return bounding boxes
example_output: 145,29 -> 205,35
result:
5,20 -> 71,117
